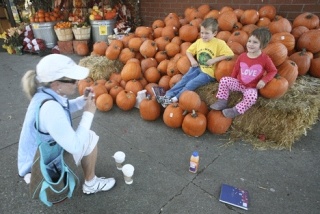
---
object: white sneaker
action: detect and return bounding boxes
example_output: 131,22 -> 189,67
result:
83,177 -> 116,194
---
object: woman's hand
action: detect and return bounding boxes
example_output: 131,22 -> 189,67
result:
84,92 -> 96,114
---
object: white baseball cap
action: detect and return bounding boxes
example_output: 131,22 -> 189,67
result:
36,54 -> 89,83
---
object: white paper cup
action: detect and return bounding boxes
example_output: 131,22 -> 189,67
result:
122,164 -> 135,184
113,151 -> 125,170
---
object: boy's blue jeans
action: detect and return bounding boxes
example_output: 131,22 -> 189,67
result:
165,66 -> 215,98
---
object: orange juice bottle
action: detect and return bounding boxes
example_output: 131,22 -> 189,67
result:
189,151 -> 199,173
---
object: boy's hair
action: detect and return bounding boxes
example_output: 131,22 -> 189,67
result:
250,27 -> 272,49
201,18 -> 218,33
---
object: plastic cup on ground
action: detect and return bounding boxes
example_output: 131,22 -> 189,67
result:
113,151 -> 125,170
122,164 -> 135,184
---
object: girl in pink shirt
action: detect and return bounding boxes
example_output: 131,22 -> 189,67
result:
210,28 -> 277,118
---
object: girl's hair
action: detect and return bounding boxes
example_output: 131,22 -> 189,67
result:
250,27 -> 272,49
201,18 -> 219,33
21,70 -> 50,100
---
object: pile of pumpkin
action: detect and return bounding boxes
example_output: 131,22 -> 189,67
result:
78,4 -> 320,137
29,7 -> 65,23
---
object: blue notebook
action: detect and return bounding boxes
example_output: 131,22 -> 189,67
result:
219,184 -> 249,210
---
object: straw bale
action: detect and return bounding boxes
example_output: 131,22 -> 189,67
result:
196,75 -> 320,150
79,56 -> 124,81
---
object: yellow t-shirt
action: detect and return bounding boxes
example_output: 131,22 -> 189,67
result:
187,38 -> 234,78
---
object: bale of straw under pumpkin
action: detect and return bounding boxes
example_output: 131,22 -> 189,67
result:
196,75 -> 320,150
79,56 -> 124,81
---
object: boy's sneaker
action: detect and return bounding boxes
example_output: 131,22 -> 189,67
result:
83,177 -> 116,194
222,107 -> 241,118
161,96 -> 172,108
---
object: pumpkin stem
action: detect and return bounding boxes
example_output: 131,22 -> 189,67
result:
182,110 -> 188,116
191,109 -> 198,117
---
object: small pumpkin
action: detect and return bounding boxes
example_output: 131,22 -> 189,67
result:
163,103 -> 185,128
216,31 -> 232,42
182,110 -> 207,137
77,43 -> 89,56
118,47 -> 135,64
125,79 -> 143,95
104,79 -> 119,92
141,57 -> 158,73
176,55 -> 191,75
258,5 -> 276,20
128,37 -> 144,52
144,66 -> 161,83
165,42 -> 180,58
158,75 -> 171,91
139,96 -> 161,121
105,43 -> 121,60
92,41 -> 108,56
227,30 -> 249,47
109,85 -> 124,102
78,77 -> 93,95
207,109 -> 233,134
91,82 -> 108,98
240,9 -> 259,25
96,93 -> 113,112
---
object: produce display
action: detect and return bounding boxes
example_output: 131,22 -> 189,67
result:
29,7 -> 65,23
76,3 -> 320,149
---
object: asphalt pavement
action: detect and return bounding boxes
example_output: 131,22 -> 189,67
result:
0,52 -> 319,214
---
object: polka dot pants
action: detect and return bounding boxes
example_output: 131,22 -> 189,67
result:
216,77 -> 258,114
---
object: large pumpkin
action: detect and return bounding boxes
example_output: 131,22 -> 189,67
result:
96,93 -> 113,112
240,9 -> 259,25
179,24 -> 199,42
125,79 -> 143,95
218,11 -> 238,31
121,61 -> 142,81
182,110 -> 207,137
277,59 -> 298,87
262,42 -> 288,66
91,82 -> 108,98
178,90 -> 201,112
293,12 -> 319,29
268,16 -> 292,34
116,90 -> 136,111
215,56 -> 238,82
207,110 -> 233,134
163,103 -> 185,128
297,29 -> 320,54
259,74 -> 289,99
227,30 -> 248,48
270,32 -> 295,52
288,49 -> 313,75
139,96 -> 161,121
176,55 -> 191,75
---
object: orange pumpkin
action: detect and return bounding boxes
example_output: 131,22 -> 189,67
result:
105,43 -> 121,60
288,49 -> 313,75
309,57 -> 320,78
240,9 -> 259,25
116,90 -> 136,111
161,25 -> 177,40
154,36 -> 170,51
140,39 -> 158,58
268,16 -> 292,34
207,110 -> 233,134
179,24 -> 199,42
128,37 -> 144,52
144,66 -> 161,83
176,55 -> 191,75
76,43 -> 89,56
293,12 -> 319,30
259,74 -> 289,99
163,103 -> 185,128
96,93 -> 113,112
139,96 -> 161,121
93,41 -> 108,56
91,82 -> 108,98
182,110 -> 207,137
258,5 -> 276,20
118,48 -> 135,64
297,29 -> 320,54
125,79 -> 143,95
270,32 -> 295,52
78,77 -> 93,95
121,61 -> 142,81
218,11 -> 238,31
104,79 -> 119,92
158,75 -> 171,91
169,74 -> 183,88
263,42 -> 288,66
179,90 -> 201,112
277,59 -> 298,87
227,30 -> 248,47
215,56 -> 238,82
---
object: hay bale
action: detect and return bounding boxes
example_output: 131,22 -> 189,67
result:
79,56 -> 124,81
196,75 -> 320,150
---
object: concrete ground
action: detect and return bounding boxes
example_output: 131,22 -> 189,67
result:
0,52 -> 319,214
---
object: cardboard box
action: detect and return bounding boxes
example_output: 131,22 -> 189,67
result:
58,40 -> 74,54
0,19 -> 11,34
